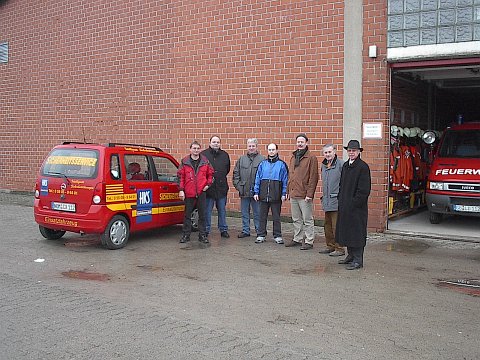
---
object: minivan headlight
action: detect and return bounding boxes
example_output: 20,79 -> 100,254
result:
93,195 -> 101,204
429,182 -> 444,190
34,189 -> 40,198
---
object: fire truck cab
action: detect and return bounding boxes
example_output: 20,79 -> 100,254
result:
426,122 -> 480,224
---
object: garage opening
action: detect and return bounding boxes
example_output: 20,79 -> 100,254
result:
387,58 -> 480,240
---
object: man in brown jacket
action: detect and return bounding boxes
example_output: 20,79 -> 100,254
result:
286,134 -> 319,250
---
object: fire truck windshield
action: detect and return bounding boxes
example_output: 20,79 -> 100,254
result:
438,130 -> 480,158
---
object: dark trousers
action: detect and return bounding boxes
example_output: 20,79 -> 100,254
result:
346,246 -> 365,265
258,201 -> 282,238
182,192 -> 206,237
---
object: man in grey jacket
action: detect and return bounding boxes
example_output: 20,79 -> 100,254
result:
233,138 -> 265,238
319,144 -> 345,256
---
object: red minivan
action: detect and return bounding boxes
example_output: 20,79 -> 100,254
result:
34,142 -> 189,249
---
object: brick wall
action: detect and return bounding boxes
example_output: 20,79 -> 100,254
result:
361,0 -> 389,232
0,0 -> 390,232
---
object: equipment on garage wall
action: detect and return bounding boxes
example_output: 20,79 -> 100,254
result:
388,124 -> 435,218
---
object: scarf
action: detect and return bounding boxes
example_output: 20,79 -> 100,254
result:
247,152 -> 258,160
294,146 -> 308,168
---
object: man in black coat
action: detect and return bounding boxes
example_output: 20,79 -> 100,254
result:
201,135 -> 231,238
335,140 -> 371,270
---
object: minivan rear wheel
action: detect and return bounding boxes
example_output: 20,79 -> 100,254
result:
429,211 -> 442,224
101,215 -> 129,250
39,225 -> 66,240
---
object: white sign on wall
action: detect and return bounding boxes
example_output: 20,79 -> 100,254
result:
363,123 -> 383,139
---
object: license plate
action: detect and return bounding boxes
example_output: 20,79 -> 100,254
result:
452,205 -> 480,213
51,202 -> 76,212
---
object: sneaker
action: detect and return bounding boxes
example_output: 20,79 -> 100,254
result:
180,235 -> 190,243
198,234 -> 209,244
255,236 -> 265,243
237,232 -> 250,238
328,250 -> 345,257
274,237 -> 284,244
221,231 -> 230,238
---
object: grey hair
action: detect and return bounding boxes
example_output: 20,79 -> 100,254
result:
323,143 -> 335,151
247,138 -> 258,145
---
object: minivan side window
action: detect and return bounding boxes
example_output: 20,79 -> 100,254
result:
152,156 -> 179,183
110,154 -> 121,180
124,155 -> 151,181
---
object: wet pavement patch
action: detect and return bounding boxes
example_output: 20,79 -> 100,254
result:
62,270 -> 109,281
268,314 -> 298,325
291,265 -> 327,275
64,238 -> 101,247
386,239 -> 430,254
177,274 -> 207,282
180,242 -> 210,250
414,266 -> 427,271
436,279 -> 480,297
136,265 -> 164,271
246,257 -> 274,267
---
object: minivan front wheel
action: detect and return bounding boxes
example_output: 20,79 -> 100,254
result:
39,225 -> 66,240
101,215 -> 129,250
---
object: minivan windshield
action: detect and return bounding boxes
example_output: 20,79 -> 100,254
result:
42,149 -> 99,179
438,130 -> 480,158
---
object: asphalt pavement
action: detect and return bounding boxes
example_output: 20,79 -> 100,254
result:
0,191 -> 479,360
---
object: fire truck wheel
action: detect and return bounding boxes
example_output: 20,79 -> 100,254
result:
429,212 -> 442,224
39,225 -> 66,240
101,215 -> 130,250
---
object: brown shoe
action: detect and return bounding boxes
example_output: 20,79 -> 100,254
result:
285,240 -> 301,247
300,243 -> 313,250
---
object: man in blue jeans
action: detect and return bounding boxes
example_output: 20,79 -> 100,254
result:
201,136 -> 231,238
233,138 -> 265,238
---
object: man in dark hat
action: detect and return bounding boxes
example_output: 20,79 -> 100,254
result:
335,139 -> 371,269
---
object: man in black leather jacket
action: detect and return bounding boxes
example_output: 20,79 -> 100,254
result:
201,136 -> 231,238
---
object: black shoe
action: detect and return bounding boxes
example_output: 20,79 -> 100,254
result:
221,231 -> 230,238
346,262 -> 363,270
338,256 -> 354,264
319,248 -> 334,254
198,235 -> 209,244
180,235 -> 190,244
237,232 -> 250,238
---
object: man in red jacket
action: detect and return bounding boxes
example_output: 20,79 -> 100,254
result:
177,141 -> 214,244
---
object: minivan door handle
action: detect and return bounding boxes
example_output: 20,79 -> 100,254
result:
129,186 -> 136,190
162,186 -> 168,190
